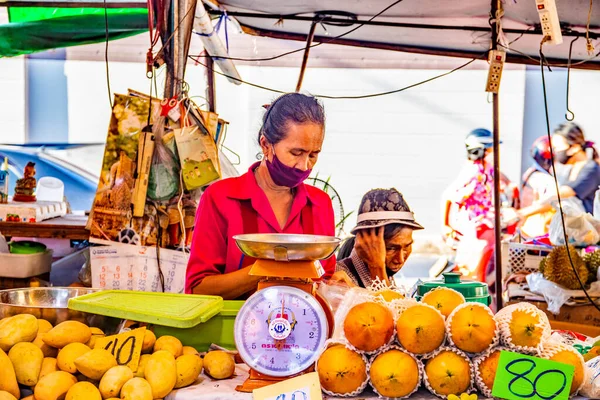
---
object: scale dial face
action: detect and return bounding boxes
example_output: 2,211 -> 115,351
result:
234,286 -> 329,377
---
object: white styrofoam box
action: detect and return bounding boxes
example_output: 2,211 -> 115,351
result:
0,200 -> 67,223
0,249 -> 53,278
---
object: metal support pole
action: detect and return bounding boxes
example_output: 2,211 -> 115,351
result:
491,0 -> 503,311
295,21 -> 317,92
206,55 -> 217,112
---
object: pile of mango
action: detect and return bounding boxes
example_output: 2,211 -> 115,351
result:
0,314 -> 236,400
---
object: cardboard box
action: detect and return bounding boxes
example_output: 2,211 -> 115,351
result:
507,300 -> 600,327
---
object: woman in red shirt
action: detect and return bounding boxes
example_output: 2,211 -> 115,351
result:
185,93 -> 336,299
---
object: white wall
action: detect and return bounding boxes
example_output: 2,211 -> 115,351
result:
209,65 -> 527,246
0,57 -> 27,144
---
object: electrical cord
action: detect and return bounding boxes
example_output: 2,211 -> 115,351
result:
539,40 -> 600,313
190,53 -> 484,99
189,0 -> 405,62
103,0 -> 113,109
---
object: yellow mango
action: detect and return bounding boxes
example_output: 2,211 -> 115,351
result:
57,343 -> 91,374
203,350 -> 235,380
174,354 -> 203,388
40,357 -> 59,379
135,354 -> 151,378
0,349 -> 20,399
8,342 -> 44,386
37,319 -> 53,334
181,346 -> 199,356
141,330 -> 156,354
22,396 -> 35,400
153,336 -> 182,358
0,391 -> 17,400
65,381 -> 102,400
99,366 -> 133,399
34,371 -> 77,400
0,314 -> 39,351
86,328 -> 105,349
74,348 -> 117,380
145,351 -> 176,398
120,378 -> 153,400
33,333 -> 59,358
43,321 -> 91,349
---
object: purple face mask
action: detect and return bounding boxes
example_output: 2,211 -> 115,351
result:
266,151 -> 312,188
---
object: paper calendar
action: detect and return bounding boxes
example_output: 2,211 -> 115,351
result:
90,245 -> 189,293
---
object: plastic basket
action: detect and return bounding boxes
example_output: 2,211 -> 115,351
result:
503,242 -> 552,275
67,290 -> 223,328
153,300 -> 243,352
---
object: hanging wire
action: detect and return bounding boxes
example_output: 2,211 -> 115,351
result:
539,39 -> 600,314
103,0 -> 113,109
189,0 -> 405,62
565,37 -> 580,121
587,0 -> 595,54
190,54 -> 484,99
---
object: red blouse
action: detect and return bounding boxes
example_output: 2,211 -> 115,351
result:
185,162 -> 336,293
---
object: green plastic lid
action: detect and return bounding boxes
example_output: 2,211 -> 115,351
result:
416,272 -> 490,299
68,290 -> 224,328
9,241 -> 47,254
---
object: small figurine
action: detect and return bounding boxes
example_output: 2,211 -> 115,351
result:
13,162 -> 37,202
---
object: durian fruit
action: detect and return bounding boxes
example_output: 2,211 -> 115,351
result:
539,257 -> 547,274
583,251 -> 600,284
543,246 -> 589,290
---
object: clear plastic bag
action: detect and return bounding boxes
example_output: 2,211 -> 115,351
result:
549,198 -> 600,246
148,118 -> 180,201
526,272 -> 572,314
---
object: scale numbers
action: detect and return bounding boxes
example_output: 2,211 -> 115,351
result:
234,286 -> 329,377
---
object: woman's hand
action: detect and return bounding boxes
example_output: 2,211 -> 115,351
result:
328,271 -> 357,287
355,227 -> 387,280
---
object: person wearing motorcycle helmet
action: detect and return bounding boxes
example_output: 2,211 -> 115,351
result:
518,122 -> 600,220
441,128 -> 516,286
519,136 -> 556,238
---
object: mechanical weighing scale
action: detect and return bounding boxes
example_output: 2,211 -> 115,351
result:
232,233 -> 341,392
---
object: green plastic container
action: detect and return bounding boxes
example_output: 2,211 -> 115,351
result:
415,272 -> 492,305
153,300 -> 244,352
68,290 -> 223,328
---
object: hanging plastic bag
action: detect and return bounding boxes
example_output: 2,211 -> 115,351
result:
594,186 -> 600,220
148,117 -> 180,201
174,126 -> 221,190
549,198 -> 600,246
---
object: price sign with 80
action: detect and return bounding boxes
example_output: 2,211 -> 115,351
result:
492,351 -> 574,400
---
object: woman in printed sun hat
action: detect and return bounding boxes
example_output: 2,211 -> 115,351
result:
333,188 -> 424,288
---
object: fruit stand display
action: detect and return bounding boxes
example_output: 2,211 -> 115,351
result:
1,275 -> 599,400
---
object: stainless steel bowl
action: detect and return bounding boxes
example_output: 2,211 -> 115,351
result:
233,233 -> 341,261
0,287 -> 122,334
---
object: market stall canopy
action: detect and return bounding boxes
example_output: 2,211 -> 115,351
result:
0,8 -> 147,57
212,0 -> 600,69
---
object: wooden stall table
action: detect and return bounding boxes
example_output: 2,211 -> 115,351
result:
167,363 -> 593,400
0,214 -> 90,240
168,364 -> 445,400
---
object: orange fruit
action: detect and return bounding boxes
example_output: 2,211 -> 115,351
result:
370,349 -> 420,398
549,350 -> 585,395
477,349 -> 501,392
396,304 -> 446,354
425,350 -> 471,396
422,288 -> 465,318
449,304 -> 497,353
317,345 -> 367,395
508,310 -> 543,348
344,302 -> 394,352
376,289 -> 405,302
